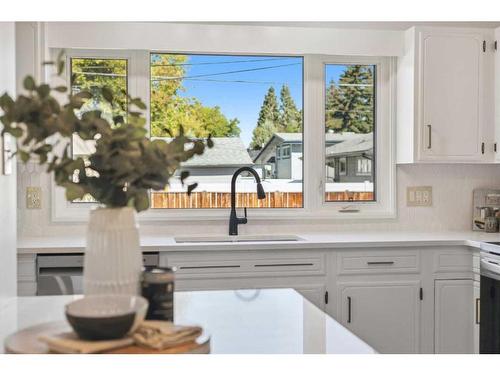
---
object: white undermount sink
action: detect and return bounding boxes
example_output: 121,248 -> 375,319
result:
174,234 -> 305,243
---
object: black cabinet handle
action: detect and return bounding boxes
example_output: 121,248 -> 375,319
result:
347,296 -> 352,323
476,298 -> 480,325
427,125 -> 432,149
367,261 -> 395,265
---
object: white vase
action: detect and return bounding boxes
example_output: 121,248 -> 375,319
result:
84,207 -> 142,295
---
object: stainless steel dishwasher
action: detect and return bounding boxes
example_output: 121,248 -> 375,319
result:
36,252 -> 159,295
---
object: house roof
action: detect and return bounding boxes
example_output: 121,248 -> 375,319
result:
325,133 -> 373,158
154,137 -> 253,167
253,131 -> 367,163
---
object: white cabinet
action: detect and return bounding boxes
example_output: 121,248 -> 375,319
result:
397,27 -> 494,163
337,280 -> 421,353
434,279 -> 479,353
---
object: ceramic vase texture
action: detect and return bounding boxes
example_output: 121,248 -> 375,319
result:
84,207 -> 142,295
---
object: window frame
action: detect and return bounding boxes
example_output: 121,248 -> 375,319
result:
51,50 -> 395,223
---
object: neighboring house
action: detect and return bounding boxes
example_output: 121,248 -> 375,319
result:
325,133 -> 374,183
153,136 -> 254,184
253,132 -> 369,181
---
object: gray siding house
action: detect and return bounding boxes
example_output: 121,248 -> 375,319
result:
253,132 -> 372,182
325,133 -> 373,183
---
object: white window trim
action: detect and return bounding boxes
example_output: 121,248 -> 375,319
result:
51,51 -> 396,223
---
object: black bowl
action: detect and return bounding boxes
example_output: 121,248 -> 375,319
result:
65,295 -> 148,341
65,311 -> 136,341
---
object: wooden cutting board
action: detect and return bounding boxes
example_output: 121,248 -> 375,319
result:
4,321 -> 210,354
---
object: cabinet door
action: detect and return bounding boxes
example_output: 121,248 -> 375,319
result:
474,280 -> 480,354
338,281 -> 421,353
420,31 -> 484,161
434,279 -> 476,353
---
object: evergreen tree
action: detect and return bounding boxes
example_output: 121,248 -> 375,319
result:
279,84 -> 302,133
251,87 -> 280,149
325,65 -> 374,133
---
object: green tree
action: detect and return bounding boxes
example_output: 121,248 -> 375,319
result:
251,86 -> 280,149
150,54 -> 241,138
325,65 -> 374,133
279,84 -> 302,133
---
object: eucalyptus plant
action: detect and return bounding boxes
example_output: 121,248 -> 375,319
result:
0,53 -> 212,212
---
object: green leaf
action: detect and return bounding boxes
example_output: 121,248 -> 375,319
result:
101,87 -> 113,103
23,76 -> 36,91
130,98 -> 147,110
18,150 -> 30,163
53,86 -> 68,93
7,127 -> 23,138
207,135 -> 214,148
65,184 -> 86,201
57,59 -> 65,76
133,192 -> 150,212
74,91 -> 93,100
36,84 -> 50,98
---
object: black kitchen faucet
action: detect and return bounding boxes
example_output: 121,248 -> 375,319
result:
229,167 -> 266,236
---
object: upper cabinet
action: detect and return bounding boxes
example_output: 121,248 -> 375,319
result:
397,27 -> 495,164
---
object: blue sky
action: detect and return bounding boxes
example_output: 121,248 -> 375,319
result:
160,54 -> 347,147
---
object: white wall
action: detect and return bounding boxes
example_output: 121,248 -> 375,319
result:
17,163 -> 500,238
0,22 -> 17,301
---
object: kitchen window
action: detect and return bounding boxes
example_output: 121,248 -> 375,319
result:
149,53 -> 304,209
324,63 -> 375,202
51,51 -> 395,222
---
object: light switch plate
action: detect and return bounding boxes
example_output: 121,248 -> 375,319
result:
407,186 -> 432,207
26,187 -> 42,209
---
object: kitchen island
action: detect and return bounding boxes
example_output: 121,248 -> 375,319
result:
0,288 -> 375,354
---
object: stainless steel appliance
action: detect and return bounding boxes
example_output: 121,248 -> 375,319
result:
479,242 -> 500,353
36,252 -> 159,296
472,189 -> 500,231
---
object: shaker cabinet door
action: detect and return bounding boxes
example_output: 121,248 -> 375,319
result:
338,281 -> 421,353
420,31 -> 484,161
434,279 -> 476,353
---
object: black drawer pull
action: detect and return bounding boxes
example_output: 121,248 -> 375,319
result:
254,263 -> 314,268
347,296 -> 352,323
179,265 -> 240,270
367,261 -> 395,265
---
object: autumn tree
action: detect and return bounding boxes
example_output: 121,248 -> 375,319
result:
325,65 -> 374,133
150,54 -> 240,138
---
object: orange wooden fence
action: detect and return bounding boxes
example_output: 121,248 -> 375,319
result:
151,191 -> 373,209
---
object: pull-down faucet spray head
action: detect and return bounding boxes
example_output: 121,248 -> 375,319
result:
256,182 -> 266,199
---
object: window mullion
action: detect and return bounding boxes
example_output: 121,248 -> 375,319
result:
303,55 -> 324,212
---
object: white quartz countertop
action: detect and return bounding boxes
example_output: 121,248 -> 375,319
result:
17,231 -> 500,254
0,289 -> 375,354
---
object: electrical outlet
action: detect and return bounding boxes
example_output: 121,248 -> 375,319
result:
26,187 -> 42,209
407,186 -> 432,207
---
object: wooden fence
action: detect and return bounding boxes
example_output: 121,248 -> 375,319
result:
151,191 -> 374,209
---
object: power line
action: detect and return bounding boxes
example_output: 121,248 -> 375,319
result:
183,77 -> 295,86
151,62 -> 301,82
151,57 -> 293,67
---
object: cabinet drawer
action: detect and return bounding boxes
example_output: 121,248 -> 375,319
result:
337,250 -> 420,275
165,251 -> 326,279
433,250 -> 473,274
